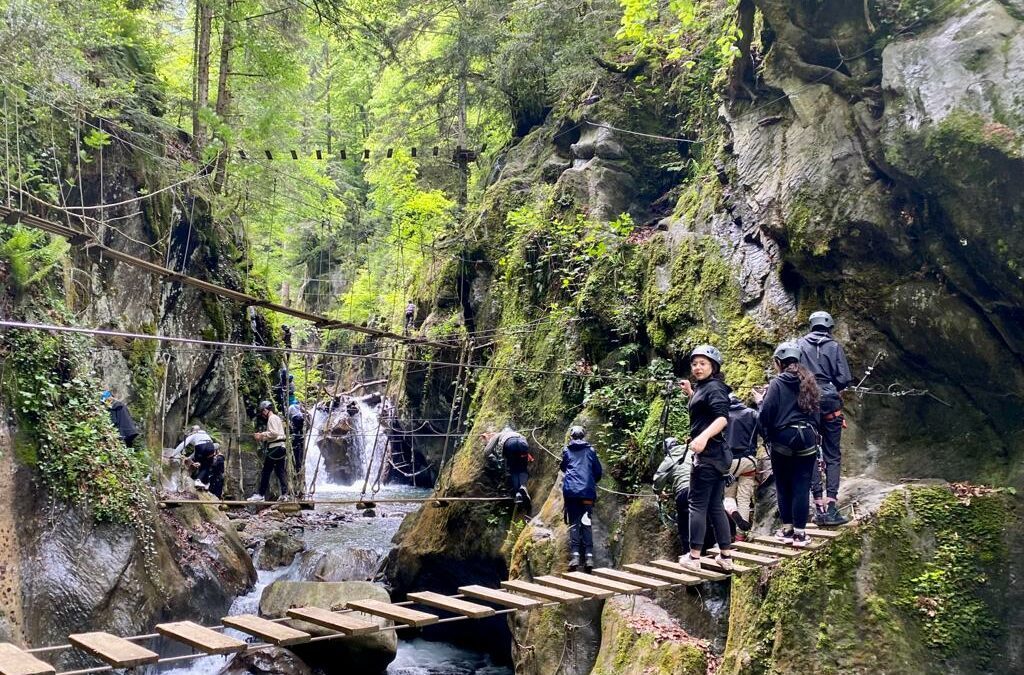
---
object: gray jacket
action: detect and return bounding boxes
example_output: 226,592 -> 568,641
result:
653,443 -> 694,497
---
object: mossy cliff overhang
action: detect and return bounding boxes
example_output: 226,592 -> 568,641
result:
723,484 -> 1018,674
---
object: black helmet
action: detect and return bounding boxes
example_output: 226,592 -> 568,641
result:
663,437 -> 681,454
809,311 -> 835,330
569,425 -> 586,440
258,400 -> 273,412
690,344 -> 723,368
773,341 -> 801,363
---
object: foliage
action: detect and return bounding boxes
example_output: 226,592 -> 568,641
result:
0,225 -> 68,296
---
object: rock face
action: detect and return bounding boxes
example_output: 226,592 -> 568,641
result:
255,530 -> 305,570
259,580 -> 398,673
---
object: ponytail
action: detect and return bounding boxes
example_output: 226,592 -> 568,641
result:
784,362 -> 820,414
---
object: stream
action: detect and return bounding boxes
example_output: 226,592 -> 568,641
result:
162,398 -> 510,675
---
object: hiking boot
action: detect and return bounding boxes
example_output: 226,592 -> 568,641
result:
677,555 -> 702,572
246,494 -> 265,502
584,553 -> 595,572
568,552 -> 580,572
821,502 -> 849,526
729,510 -> 751,532
773,527 -> 794,544
715,554 -> 735,572
791,531 -> 810,548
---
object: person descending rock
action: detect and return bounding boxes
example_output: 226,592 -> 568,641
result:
724,394 -> 759,537
653,437 -> 708,551
174,424 -> 217,490
102,390 -> 140,448
287,395 -> 307,479
761,341 -> 822,548
677,345 -> 735,572
208,442 -> 226,499
482,426 -> 533,509
248,400 -> 290,502
560,425 -> 602,572
404,301 -> 416,335
797,311 -> 853,526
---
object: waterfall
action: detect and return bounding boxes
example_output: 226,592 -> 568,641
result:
303,397 -> 390,493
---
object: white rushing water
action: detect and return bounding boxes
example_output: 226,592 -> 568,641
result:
304,398 -> 391,493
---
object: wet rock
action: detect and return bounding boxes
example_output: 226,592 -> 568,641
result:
362,509 -> 377,518
221,647 -> 313,675
259,581 -> 397,673
255,530 -> 304,570
284,548 -> 384,582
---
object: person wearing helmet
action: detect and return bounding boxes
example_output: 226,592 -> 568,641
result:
677,345 -> 734,572
173,424 -> 216,491
482,426 -> 533,509
797,311 -> 853,526
248,400 -> 290,502
652,437 -> 711,549
102,390 -> 140,449
560,425 -> 602,572
761,341 -> 822,547
724,395 -> 760,536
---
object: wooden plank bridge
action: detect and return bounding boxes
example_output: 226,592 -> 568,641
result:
0,526 -> 843,675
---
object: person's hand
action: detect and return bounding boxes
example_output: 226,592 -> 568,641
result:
690,435 -> 707,454
751,386 -> 766,406
679,379 -> 693,397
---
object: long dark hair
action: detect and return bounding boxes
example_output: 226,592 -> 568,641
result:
784,361 -> 820,413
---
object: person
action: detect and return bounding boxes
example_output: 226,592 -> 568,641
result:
653,437 -> 707,551
208,443 -> 226,499
248,400 -> 289,502
404,301 -> 416,334
560,425 -> 602,572
273,367 -> 290,414
287,395 -> 306,476
482,426 -> 533,508
174,424 -> 217,490
724,394 -> 759,536
760,341 -> 822,547
797,311 -> 853,526
102,390 -> 140,448
677,345 -> 735,572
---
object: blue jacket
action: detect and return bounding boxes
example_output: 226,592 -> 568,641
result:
560,440 -> 603,500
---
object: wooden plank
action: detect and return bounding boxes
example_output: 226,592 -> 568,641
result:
751,535 -> 823,550
346,599 -> 439,627
500,580 -> 585,604
221,615 -> 311,646
286,607 -> 379,636
458,585 -> 542,610
623,563 -> 703,585
155,621 -> 247,655
705,549 -> 780,567
590,568 -> 672,590
699,557 -> 754,575
68,632 -> 158,668
732,540 -> 803,558
647,559 -> 730,581
804,528 -> 842,539
533,575 -> 615,599
407,592 -> 495,619
561,572 -> 642,594
0,643 -> 55,675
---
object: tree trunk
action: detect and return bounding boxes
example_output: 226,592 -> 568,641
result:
214,0 -> 234,192
193,0 -> 214,156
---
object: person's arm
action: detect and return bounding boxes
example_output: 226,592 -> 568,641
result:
173,435 -> 189,455
560,449 -> 568,472
691,386 -> 730,453
833,343 -> 854,392
592,450 -> 603,482
484,434 -> 500,457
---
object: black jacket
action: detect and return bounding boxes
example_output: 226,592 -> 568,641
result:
758,372 -> 819,444
688,377 -> 732,470
798,331 -> 853,411
108,401 -> 139,445
726,399 -> 759,457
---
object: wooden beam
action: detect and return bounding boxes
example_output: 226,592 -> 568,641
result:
622,563 -> 703,585
500,580 -> 586,604
155,621 -> 247,655
406,592 -> 495,619
68,632 -> 158,668
751,535 -> 822,550
699,557 -> 754,575
590,568 -> 672,590
803,528 -> 842,539
346,599 -> 439,627
533,575 -> 615,599
0,643 -> 55,675
286,607 -> 379,636
705,548 -> 780,566
733,540 -> 802,558
561,572 -> 642,594
457,585 -> 541,610
647,559 -> 730,581
221,615 -> 311,646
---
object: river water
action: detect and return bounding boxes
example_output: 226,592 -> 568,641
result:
161,399 -> 510,675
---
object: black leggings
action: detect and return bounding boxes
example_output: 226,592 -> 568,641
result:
771,450 -> 816,529
259,450 -> 288,497
565,498 -> 594,557
687,463 -> 732,551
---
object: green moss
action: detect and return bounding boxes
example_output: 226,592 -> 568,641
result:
127,323 -> 158,421
591,600 -> 708,675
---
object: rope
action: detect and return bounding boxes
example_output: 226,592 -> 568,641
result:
436,339 -> 471,496
528,429 -> 655,499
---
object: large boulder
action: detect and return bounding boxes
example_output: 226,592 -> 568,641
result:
221,647 -> 313,675
255,530 -> 304,571
259,581 -> 397,674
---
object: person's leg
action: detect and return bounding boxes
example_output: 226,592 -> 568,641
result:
791,454 -> 817,530
735,457 -> 757,523
581,503 -> 594,558
274,456 -> 289,495
687,465 -> 713,553
771,451 -> 794,526
565,499 -> 583,565
723,479 -> 739,515
820,414 -> 843,501
209,456 -> 225,498
258,458 -> 272,496
707,474 -> 732,551
675,489 -> 690,550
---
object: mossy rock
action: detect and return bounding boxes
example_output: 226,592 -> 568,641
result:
591,596 -> 708,675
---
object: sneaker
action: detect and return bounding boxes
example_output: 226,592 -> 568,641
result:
715,554 -> 734,572
821,502 -> 850,526
774,527 -> 794,544
792,531 -> 810,548
677,555 -> 702,572
278,494 -> 291,502
734,531 -> 748,543
729,511 -> 751,532
246,494 -> 265,502
194,479 -> 209,490
584,553 -> 595,572
568,552 -> 580,572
